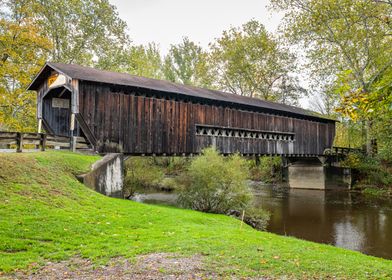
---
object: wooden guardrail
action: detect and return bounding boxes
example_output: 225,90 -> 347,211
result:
0,131 -> 90,152
324,146 -> 364,156
332,146 -> 363,155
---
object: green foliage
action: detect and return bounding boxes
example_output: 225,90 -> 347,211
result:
123,157 -> 189,196
159,177 -> 178,191
248,156 -> 282,183
271,0 -> 391,88
209,20 -> 304,104
362,187 -> 390,198
159,157 -> 190,176
0,0 -> 129,131
124,157 -> 164,196
0,152 -> 391,278
341,153 -> 392,189
163,37 -> 213,87
228,207 -> 270,231
334,121 -> 363,148
243,207 -> 270,231
177,147 -> 251,214
35,0 -> 129,65
371,67 -> 392,160
99,43 -> 164,79
271,0 -> 392,154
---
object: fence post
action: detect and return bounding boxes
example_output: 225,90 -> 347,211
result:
16,132 -> 23,153
40,133 -> 47,151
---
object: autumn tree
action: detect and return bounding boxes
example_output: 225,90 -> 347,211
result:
0,0 -> 51,131
0,0 -> 130,131
33,0 -> 130,65
209,20 -> 304,104
271,0 -> 392,154
163,37 -> 213,88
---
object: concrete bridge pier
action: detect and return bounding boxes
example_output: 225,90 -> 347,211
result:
285,157 -> 351,190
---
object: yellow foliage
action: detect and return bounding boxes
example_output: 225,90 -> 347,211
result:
0,2 -> 51,131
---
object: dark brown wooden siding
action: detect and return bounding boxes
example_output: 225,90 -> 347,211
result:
78,82 -> 335,155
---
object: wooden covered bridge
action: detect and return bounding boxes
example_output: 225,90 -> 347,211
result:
28,62 -> 336,156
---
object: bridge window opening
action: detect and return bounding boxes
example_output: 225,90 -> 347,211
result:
195,125 -> 295,142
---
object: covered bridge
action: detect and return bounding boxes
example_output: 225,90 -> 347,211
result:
28,62 -> 336,156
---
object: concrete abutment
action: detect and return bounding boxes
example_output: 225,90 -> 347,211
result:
285,157 -> 352,190
78,153 -> 124,198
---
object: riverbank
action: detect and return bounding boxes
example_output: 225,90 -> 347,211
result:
1,152 -> 392,279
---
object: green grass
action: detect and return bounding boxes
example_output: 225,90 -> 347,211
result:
0,151 -> 392,279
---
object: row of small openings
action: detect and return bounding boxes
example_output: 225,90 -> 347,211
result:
195,126 -> 295,142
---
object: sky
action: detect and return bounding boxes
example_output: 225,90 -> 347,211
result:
108,0 -> 311,108
109,0 -> 283,54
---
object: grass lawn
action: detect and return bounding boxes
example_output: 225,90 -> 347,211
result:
0,151 -> 391,279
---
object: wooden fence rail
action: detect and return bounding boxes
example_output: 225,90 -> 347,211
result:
332,146 -> 364,155
0,131 -> 89,152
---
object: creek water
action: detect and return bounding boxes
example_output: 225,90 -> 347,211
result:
131,183 -> 392,259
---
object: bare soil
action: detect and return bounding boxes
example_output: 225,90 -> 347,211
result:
3,253 -> 220,280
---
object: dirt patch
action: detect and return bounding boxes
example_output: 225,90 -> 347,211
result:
5,253 -> 218,280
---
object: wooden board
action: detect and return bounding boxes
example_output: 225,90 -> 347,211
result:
71,82 -> 336,155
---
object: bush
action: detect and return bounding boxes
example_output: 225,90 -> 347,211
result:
341,152 -> 392,190
244,207 -> 270,230
362,187 -> 390,197
123,157 -> 164,197
164,157 -> 190,175
228,207 -> 270,231
177,147 -> 251,214
158,177 -> 178,191
248,156 -> 282,182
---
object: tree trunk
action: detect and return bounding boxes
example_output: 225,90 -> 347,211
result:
365,119 -> 377,156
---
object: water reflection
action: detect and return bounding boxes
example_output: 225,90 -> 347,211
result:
130,184 -> 392,259
132,192 -> 178,205
253,184 -> 392,259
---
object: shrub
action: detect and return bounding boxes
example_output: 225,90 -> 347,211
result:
177,147 -> 251,214
228,207 -> 270,231
142,157 -> 190,175
158,177 -> 178,191
341,152 -> 392,190
123,157 -> 164,197
248,156 -> 282,182
362,187 -> 389,197
164,157 -> 190,175
244,207 -> 270,230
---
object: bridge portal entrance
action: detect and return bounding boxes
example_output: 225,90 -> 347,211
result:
42,86 -> 72,136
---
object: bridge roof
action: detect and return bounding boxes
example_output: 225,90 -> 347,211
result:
29,62 -> 335,123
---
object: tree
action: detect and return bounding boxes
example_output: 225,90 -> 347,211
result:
34,0 -> 130,65
98,43 -> 164,79
310,86 -> 339,117
0,0 -> 130,131
271,0 -> 392,154
0,0 -> 51,131
163,37 -> 213,87
209,20 -> 304,104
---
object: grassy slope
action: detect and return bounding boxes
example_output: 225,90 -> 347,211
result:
0,152 -> 391,279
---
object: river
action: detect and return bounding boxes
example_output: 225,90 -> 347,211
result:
131,183 -> 392,259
